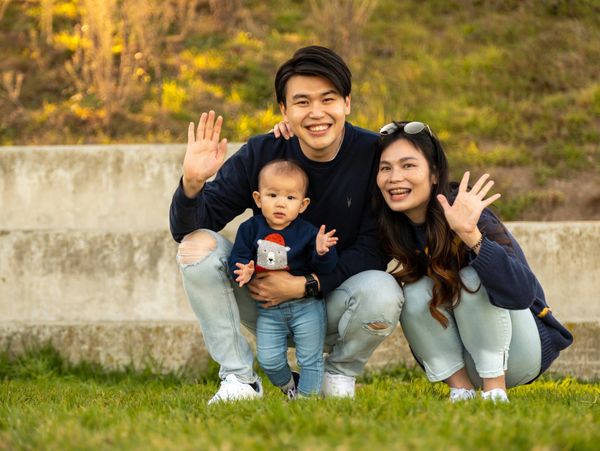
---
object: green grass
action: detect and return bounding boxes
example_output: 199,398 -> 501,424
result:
1,348 -> 599,450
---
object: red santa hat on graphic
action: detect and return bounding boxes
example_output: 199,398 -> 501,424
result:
255,232 -> 291,272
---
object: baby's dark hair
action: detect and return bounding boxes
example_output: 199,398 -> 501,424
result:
258,159 -> 309,195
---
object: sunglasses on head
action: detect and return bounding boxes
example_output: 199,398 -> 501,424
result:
379,121 -> 433,137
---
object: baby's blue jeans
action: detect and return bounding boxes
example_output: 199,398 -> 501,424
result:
257,298 -> 326,396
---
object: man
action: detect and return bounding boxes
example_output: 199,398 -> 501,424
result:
169,46 -> 403,403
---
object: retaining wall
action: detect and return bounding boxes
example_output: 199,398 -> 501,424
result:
1,145 -> 598,380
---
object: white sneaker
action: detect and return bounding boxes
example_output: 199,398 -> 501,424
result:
449,388 -> 477,403
208,374 -> 263,405
322,372 -> 355,398
481,388 -> 509,403
279,372 -> 299,400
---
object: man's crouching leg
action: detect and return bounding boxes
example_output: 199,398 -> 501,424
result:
323,270 -> 404,398
177,229 -> 262,403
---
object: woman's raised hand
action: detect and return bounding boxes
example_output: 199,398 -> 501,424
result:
182,111 -> 228,198
271,121 -> 294,139
437,172 -> 501,238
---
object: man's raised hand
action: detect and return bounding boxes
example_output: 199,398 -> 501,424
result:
182,111 -> 228,198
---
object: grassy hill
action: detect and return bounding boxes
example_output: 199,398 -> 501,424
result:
1,0 -> 599,220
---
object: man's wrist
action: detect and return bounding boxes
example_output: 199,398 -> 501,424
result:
182,177 -> 205,199
303,273 -> 321,298
312,273 -> 321,291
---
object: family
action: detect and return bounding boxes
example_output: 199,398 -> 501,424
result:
169,46 -> 572,404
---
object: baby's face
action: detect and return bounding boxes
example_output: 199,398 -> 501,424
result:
253,170 -> 309,230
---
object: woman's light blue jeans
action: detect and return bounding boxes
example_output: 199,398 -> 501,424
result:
177,229 -> 404,385
400,267 -> 541,388
257,298 -> 326,396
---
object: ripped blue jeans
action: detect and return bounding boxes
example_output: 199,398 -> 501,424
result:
177,229 -> 404,384
400,267 -> 542,387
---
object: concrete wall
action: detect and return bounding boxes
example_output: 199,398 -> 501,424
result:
1,145 -> 599,379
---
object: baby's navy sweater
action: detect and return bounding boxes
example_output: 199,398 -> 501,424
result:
228,215 -> 337,281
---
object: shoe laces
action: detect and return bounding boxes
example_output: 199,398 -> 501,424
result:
449,388 -> 476,402
286,386 -> 297,400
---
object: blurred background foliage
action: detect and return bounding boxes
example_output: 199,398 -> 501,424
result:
1,0 -> 599,219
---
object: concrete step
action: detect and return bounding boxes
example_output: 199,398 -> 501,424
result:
1,321 -> 597,380
1,225 -> 598,323
1,145 -> 598,381
1,144 -> 242,230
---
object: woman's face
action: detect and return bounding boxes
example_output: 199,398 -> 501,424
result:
376,139 -> 436,224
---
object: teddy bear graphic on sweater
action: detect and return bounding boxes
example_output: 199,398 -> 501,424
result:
255,233 -> 291,272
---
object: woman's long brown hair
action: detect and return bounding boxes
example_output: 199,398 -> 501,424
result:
373,126 -> 472,327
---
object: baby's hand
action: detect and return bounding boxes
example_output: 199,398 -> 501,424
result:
316,225 -> 338,256
234,260 -> 255,287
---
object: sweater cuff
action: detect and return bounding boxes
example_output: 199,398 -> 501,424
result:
315,272 -> 340,296
174,177 -> 200,208
470,237 -> 495,271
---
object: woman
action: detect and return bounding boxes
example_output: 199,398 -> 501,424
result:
374,121 -> 573,402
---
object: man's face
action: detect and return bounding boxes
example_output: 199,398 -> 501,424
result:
279,75 -> 351,162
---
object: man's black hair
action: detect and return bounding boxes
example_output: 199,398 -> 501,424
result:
274,45 -> 352,105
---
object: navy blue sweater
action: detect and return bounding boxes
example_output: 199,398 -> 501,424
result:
411,208 -> 573,376
228,215 -> 337,282
169,122 -> 388,294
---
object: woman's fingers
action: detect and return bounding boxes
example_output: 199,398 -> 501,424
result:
478,179 -> 495,199
482,192 -> 502,208
437,194 -> 451,214
458,171 -> 470,192
470,173 -> 490,194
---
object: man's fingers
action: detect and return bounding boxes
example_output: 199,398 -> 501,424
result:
217,138 -> 228,162
196,112 -> 207,140
188,122 -> 195,144
211,114 -> 224,143
205,110 -> 216,140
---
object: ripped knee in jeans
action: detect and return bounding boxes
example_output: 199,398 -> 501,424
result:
177,230 -> 217,265
363,320 -> 394,334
